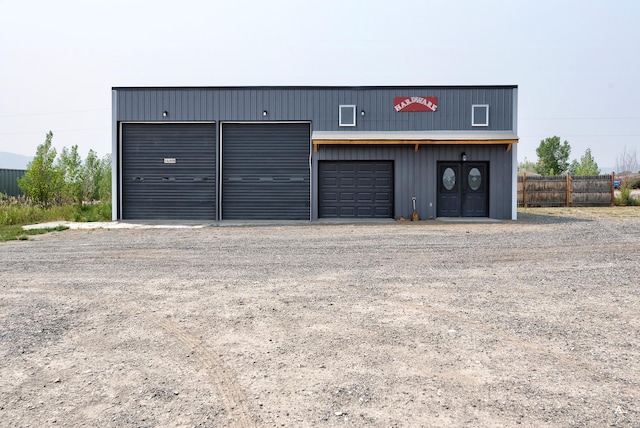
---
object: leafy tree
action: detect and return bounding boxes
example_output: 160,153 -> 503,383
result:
58,144 -> 83,204
18,131 -> 63,207
98,154 -> 112,202
535,136 -> 571,176
568,148 -> 600,176
82,149 -> 103,202
518,157 -> 537,174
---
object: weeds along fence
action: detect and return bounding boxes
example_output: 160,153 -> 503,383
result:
0,169 -> 26,197
518,173 -> 615,207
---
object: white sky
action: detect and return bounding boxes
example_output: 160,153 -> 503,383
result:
1,0 -> 638,170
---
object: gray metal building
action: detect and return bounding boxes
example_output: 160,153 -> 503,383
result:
111,86 -> 518,221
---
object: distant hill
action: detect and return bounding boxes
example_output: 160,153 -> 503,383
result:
0,152 -> 33,170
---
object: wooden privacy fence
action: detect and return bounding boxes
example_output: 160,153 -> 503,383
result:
518,173 -> 615,207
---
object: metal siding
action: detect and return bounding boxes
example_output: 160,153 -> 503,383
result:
222,123 -> 310,220
0,169 -> 26,196
121,123 -> 216,220
114,86 -> 516,220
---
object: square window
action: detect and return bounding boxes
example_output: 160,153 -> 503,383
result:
472,104 -> 489,127
339,105 -> 356,127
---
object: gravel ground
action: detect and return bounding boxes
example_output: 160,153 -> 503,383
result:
1,210 -> 639,427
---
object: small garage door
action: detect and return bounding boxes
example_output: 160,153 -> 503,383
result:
319,161 -> 394,218
222,123 -> 310,220
121,123 -> 216,220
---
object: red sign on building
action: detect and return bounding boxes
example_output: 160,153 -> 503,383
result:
393,96 -> 438,112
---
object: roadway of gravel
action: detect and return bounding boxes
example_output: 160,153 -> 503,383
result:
1,211 -> 639,427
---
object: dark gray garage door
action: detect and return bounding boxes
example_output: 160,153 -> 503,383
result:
222,123 -> 310,220
122,123 -> 216,220
319,161 -> 394,218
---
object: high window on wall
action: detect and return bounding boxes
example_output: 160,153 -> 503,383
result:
339,105 -> 356,127
472,104 -> 489,126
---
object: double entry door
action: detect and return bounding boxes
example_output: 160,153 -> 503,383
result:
437,162 -> 488,217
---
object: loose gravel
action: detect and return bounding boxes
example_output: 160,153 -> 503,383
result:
1,211 -> 639,427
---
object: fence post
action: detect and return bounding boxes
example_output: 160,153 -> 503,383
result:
566,174 -> 572,207
611,172 -> 615,206
522,172 -> 527,208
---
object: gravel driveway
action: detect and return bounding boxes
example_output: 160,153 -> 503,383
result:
1,210 -> 639,427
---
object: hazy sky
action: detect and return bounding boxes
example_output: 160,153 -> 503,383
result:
1,0 -> 638,170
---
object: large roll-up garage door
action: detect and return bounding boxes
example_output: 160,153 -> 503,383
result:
221,123 -> 310,220
319,161 -> 394,218
121,123 -> 216,220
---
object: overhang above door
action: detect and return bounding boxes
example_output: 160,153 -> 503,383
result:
312,131 -> 518,152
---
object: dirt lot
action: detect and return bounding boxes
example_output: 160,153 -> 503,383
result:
1,208 -> 639,427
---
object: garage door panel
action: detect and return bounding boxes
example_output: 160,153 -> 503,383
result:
357,192 -> 372,202
357,177 -> 372,187
339,207 -> 355,216
357,207 -> 373,216
319,161 -> 394,218
340,178 -> 355,187
376,177 -> 391,187
340,192 -> 355,202
222,123 -> 310,220
375,192 -> 391,201
122,123 -> 216,220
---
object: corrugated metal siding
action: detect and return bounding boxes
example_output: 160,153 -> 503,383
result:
314,143 -> 513,220
0,169 -> 26,197
114,86 -> 516,220
116,87 -> 514,131
121,123 -> 216,220
221,123 -> 310,220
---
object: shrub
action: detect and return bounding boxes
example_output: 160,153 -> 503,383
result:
614,187 -> 640,206
1,200 -> 111,226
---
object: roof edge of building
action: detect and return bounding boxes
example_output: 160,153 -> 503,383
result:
112,84 -> 518,91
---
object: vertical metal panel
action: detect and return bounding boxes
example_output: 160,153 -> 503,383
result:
221,123 -> 310,220
0,169 -> 26,196
121,123 -> 216,220
112,89 -> 119,220
116,86 -> 514,131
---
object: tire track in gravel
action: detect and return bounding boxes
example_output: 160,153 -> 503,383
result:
19,284 -> 255,428
127,302 -> 255,427
396,297 -> 640,398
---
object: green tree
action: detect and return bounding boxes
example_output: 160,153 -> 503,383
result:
18,131 -> 63,207
58,144 -> 83,204
81,149 -> 102,202
568,148 -> 601,176
535,136 -> 571,176
518,157 -> 537,174
98,154 -> 112,202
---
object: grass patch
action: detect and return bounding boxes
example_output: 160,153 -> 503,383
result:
614,188 -> 640,206
519,206 -> 640,218
1,202 -> 111,226
0,225 -> 69,242
0,200 -> 111,242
